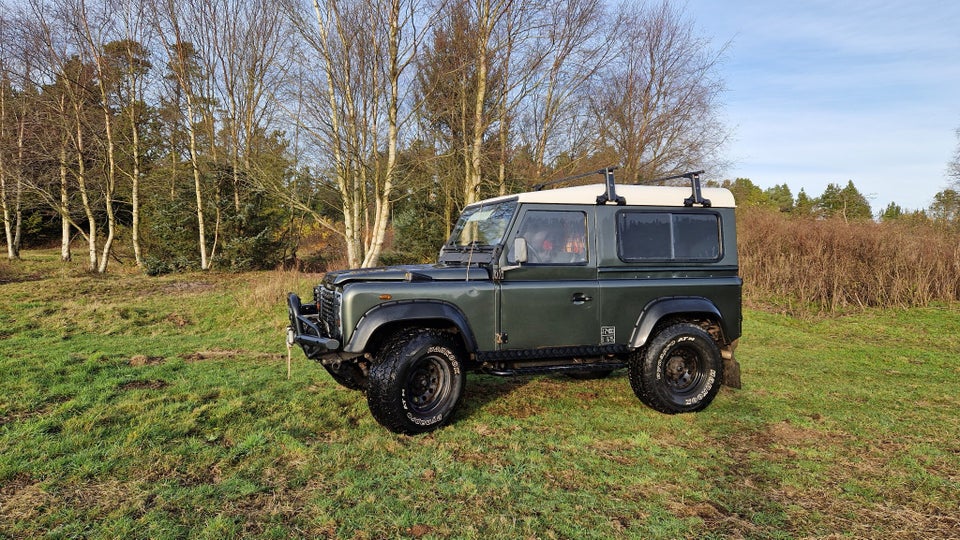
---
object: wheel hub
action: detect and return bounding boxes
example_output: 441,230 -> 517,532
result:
407,357 -> 448,412
664,353 -> 696,390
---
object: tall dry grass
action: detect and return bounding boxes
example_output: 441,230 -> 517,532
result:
239,268 -> 327,312
738,208 -> 960,313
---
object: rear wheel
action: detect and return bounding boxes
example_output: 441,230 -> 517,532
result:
629,323 -> 723,414
367,329 -> 466,435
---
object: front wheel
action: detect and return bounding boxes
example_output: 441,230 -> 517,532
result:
367,329 -> 466,435
323,362 -> 367,391
629,323 -> 723,414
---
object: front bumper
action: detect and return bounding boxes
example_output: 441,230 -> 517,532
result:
286,293 -> 340,358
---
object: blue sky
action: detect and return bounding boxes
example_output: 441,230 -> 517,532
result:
684,0 -> 960,212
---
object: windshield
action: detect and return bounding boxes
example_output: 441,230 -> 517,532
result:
447,200 -> 517,248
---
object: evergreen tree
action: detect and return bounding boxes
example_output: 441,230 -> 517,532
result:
794,188 -> 815,216
879,202 -> 903,222
721,178 -> 767,207
816,181 -> 871,220
764,183 -> 793,212
930,189 -> 960,226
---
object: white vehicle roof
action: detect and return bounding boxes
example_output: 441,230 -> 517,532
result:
473,183 -> 736,209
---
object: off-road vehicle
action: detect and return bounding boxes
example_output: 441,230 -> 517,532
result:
287,168 -> 742,434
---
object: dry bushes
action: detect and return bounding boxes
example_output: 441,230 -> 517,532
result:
738,208 -> 960,312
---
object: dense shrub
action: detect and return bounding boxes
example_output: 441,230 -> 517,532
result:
738,208 -> 960,312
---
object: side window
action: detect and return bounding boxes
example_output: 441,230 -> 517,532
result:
618,211 -> 721,261
509,210 -> 588,265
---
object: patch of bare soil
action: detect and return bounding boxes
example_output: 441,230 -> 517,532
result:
181,348 -> 283,362
0,272 -> 43,285
0,474 -> 48,523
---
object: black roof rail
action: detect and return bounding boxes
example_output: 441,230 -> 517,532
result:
531,166 -> 626,206
532,166 -> 618,191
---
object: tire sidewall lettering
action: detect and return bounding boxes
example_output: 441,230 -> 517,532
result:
683,369 -> 716,406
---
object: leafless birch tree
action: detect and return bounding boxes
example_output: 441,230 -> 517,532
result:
153,0 -> 212,269
591,1 -> 728,183
283,0 -> 423,268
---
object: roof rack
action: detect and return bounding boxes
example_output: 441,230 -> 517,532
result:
642,170 -> 710,207
534,166 -> 710,207
595,167 -> 625,206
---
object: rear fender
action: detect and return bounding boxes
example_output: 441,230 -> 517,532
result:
629,297 -> 723,348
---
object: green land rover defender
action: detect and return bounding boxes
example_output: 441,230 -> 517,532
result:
287,169 -> 742,434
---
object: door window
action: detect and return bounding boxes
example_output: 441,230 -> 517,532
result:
509,210 -> 588,265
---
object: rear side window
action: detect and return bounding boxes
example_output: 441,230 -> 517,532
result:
618,211 -> 721,261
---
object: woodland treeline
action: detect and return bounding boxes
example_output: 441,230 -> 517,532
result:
0,0 -> 734,273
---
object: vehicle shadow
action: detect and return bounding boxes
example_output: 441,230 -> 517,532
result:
455,370 -> 628,424
455,374 -> 534,422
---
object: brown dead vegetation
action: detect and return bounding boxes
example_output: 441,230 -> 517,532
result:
128,355 -> 165,366
739,208 -> 960,313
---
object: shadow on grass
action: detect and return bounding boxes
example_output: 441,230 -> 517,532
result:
455,374 -> 535,423
455,370 -> 630,425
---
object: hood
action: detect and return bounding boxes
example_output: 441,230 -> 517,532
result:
323,264 -> 490,287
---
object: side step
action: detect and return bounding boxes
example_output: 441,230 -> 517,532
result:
482,362 -> 625,377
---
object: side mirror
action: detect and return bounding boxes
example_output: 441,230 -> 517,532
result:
513,237 -> 528,263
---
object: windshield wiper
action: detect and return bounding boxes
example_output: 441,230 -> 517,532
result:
445,241 -> 494,253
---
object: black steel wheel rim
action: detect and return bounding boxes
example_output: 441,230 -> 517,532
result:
405,355 -> 453,414
663,346 -> 704,393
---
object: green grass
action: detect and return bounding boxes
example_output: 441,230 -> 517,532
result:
1,252 -> 958,539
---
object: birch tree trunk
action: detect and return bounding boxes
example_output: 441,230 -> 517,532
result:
73,105 -> 98,272
0,74 -> 12,260
59,133 -> 71,262
464,0 -> 490,207
361,0 -> 402,267
78,1 -> 118,273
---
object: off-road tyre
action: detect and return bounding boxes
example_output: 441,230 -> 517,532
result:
629,323 -> 723,414
367,329 -> 466,435
322,362 -> 367,391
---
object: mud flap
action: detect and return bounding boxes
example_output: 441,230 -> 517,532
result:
721,339 -> 742,389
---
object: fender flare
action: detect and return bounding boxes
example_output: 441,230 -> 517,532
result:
344,300 -> 478,354
629,297 -> 723,348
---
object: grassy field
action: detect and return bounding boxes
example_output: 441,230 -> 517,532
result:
1,252 -> 958,539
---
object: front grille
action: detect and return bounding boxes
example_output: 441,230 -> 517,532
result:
318,286 -> 341,340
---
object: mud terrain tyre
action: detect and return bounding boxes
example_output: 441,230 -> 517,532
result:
367,329 -> 466,435
629,323 -> 723,414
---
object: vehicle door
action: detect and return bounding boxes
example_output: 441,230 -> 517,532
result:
497,206 -> 599,350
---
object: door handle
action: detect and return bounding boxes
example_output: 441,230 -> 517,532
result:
571,292 -> 593,304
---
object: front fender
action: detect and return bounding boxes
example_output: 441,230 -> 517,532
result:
629,297 -> 723,348
343,300 -> 478,354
